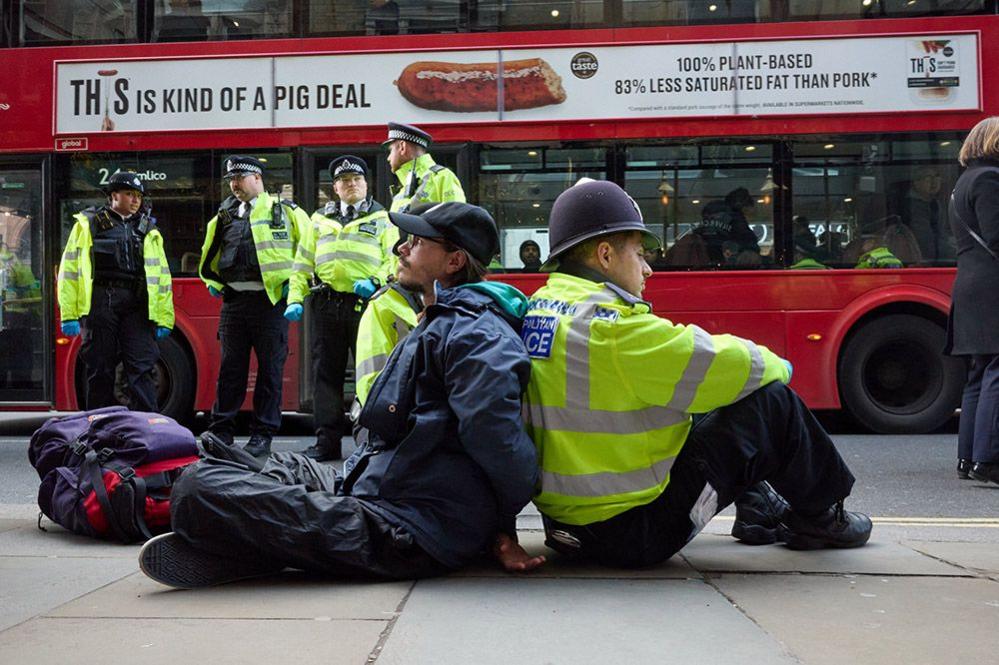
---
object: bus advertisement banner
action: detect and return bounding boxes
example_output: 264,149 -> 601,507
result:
55,33 -> 979,134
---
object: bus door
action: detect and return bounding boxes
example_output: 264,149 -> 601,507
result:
297,144 -> 468,412
0,159 -> 48,405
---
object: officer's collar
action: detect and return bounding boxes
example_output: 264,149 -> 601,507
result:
395,153 -> 436,182
340,197 -> 371,217
557,261 -> 650,308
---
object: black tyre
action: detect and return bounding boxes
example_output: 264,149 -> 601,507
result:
838,314 -> 965,433
74,335 -> 196,423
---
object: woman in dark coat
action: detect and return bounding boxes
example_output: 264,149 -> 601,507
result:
947,116 -> 999,485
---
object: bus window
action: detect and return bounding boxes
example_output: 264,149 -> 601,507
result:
478,145 -> 606,271
0,167 -> 44,401
307,2 -> 369,37
625,143 -> 774,270
791,136 -> 961,268
153,0 -> 293,42
19,0 -> 138,45
56,152 -> 216,276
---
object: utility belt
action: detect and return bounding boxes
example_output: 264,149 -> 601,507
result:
311,282 -> 359,302
93,275 -> 144,291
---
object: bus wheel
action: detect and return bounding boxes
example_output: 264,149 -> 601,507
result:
74,335 -> 196,424
838,314 -> 965,434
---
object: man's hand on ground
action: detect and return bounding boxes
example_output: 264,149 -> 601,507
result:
492,532 -> 546,573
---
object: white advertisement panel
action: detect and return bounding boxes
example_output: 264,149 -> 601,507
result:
55,33 -> 979,134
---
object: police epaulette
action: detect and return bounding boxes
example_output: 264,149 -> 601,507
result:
604,282 -> 651,308
370,284 -> 392,300
281,199 -> 298,210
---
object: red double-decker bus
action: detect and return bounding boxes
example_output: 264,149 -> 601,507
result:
0,1 -> 992,433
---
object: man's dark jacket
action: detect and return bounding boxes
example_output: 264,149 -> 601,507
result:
348,282 -> 539,569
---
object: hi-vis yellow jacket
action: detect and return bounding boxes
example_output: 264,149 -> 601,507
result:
289,200 -> 396,303
390,153 -> 466,213
353,282 -> 422,405
199,192 -> 311,306
523,272 -> 790,526
57,209 -> 174,328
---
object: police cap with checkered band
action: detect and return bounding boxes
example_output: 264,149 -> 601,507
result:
382,122 -> 432,149
104,171 -> 145,195
328,155 -> 369,181
222,155 -> 265,179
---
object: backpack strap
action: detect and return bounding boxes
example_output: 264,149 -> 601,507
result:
82,449 -> 131,543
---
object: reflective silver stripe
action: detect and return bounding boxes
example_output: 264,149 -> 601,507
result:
564,290 -> 618,410
60,270 -> 79,280
665,326 -> 716,412
146,276 -> 160,286
524,402 -> 688,435
392,315 -> 412,340
356,353 -> 390,378
342,233 -> 382,248
251,220 -> 274,228
296,247 -> 315,262
733,339 -> 766,402
292,260 -> 313,272
259,260 -> 294,272
542,455 -> 676,498
317,236 -> 338,248
144,258 -> 161,266
63,250 -> 79,261
257,240 -> 293,252
315,252 -> 337,264
158,284 -> 171,294
327,251 -> 380,266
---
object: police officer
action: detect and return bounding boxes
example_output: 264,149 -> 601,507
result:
200,156 -> 311,457
57,172 -> 173,412
353,280 -> 422,409
501,179 -> 872,570
384,122 -> 465,212
287,155 -> 396,462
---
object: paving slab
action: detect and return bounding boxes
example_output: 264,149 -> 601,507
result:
681,533 -> 966,576
0,521 -> 139,558
52,570 -> 411,620
0,616 -> 385,665
455,530 -> 697,579
377,577 -> 798,665
714,574 -> 999,665
0,518 -> 22,534
903,540 -> 999,577
0,556 -> 136,632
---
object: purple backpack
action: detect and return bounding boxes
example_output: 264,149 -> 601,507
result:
29,408 -> 200,543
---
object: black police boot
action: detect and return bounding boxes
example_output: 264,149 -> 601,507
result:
957,458 -> 973,480
300,437 -> 341,462
969,462 -> 999,485
731,482 -> 789,545
244,434 -> 272,458
781,500 -> 873,550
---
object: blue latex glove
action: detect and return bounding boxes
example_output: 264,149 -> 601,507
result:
61,320 -> 80,337
284,303 -> 303,321
155,326 -> 171,340
783,359 -> 793,383
353,278 -> 378,299
208,286 -> 222,298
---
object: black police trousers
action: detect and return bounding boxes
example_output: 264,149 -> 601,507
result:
170,451 -> 448,580
209,290 -> 288,439
958,354 -> 999,464
542,382 -> 856,568
80,283 -> 159,412
310,288 -> 363,451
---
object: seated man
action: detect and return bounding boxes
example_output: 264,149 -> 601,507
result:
139,202 -> 542,588
511,179 -> 870,569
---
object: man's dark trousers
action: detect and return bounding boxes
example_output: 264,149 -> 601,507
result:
209,289 -> 289,440
542,382 -> 856,567
310,288 -> 362,454
80,283 -> 159,412
170,451 -> 448,579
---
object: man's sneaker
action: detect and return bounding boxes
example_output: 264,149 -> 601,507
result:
300,442 -> 340,462
781,501 -> 873,550
244,434 -> 272,457
731,482 -> 789,545
139,532 -> 283,589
